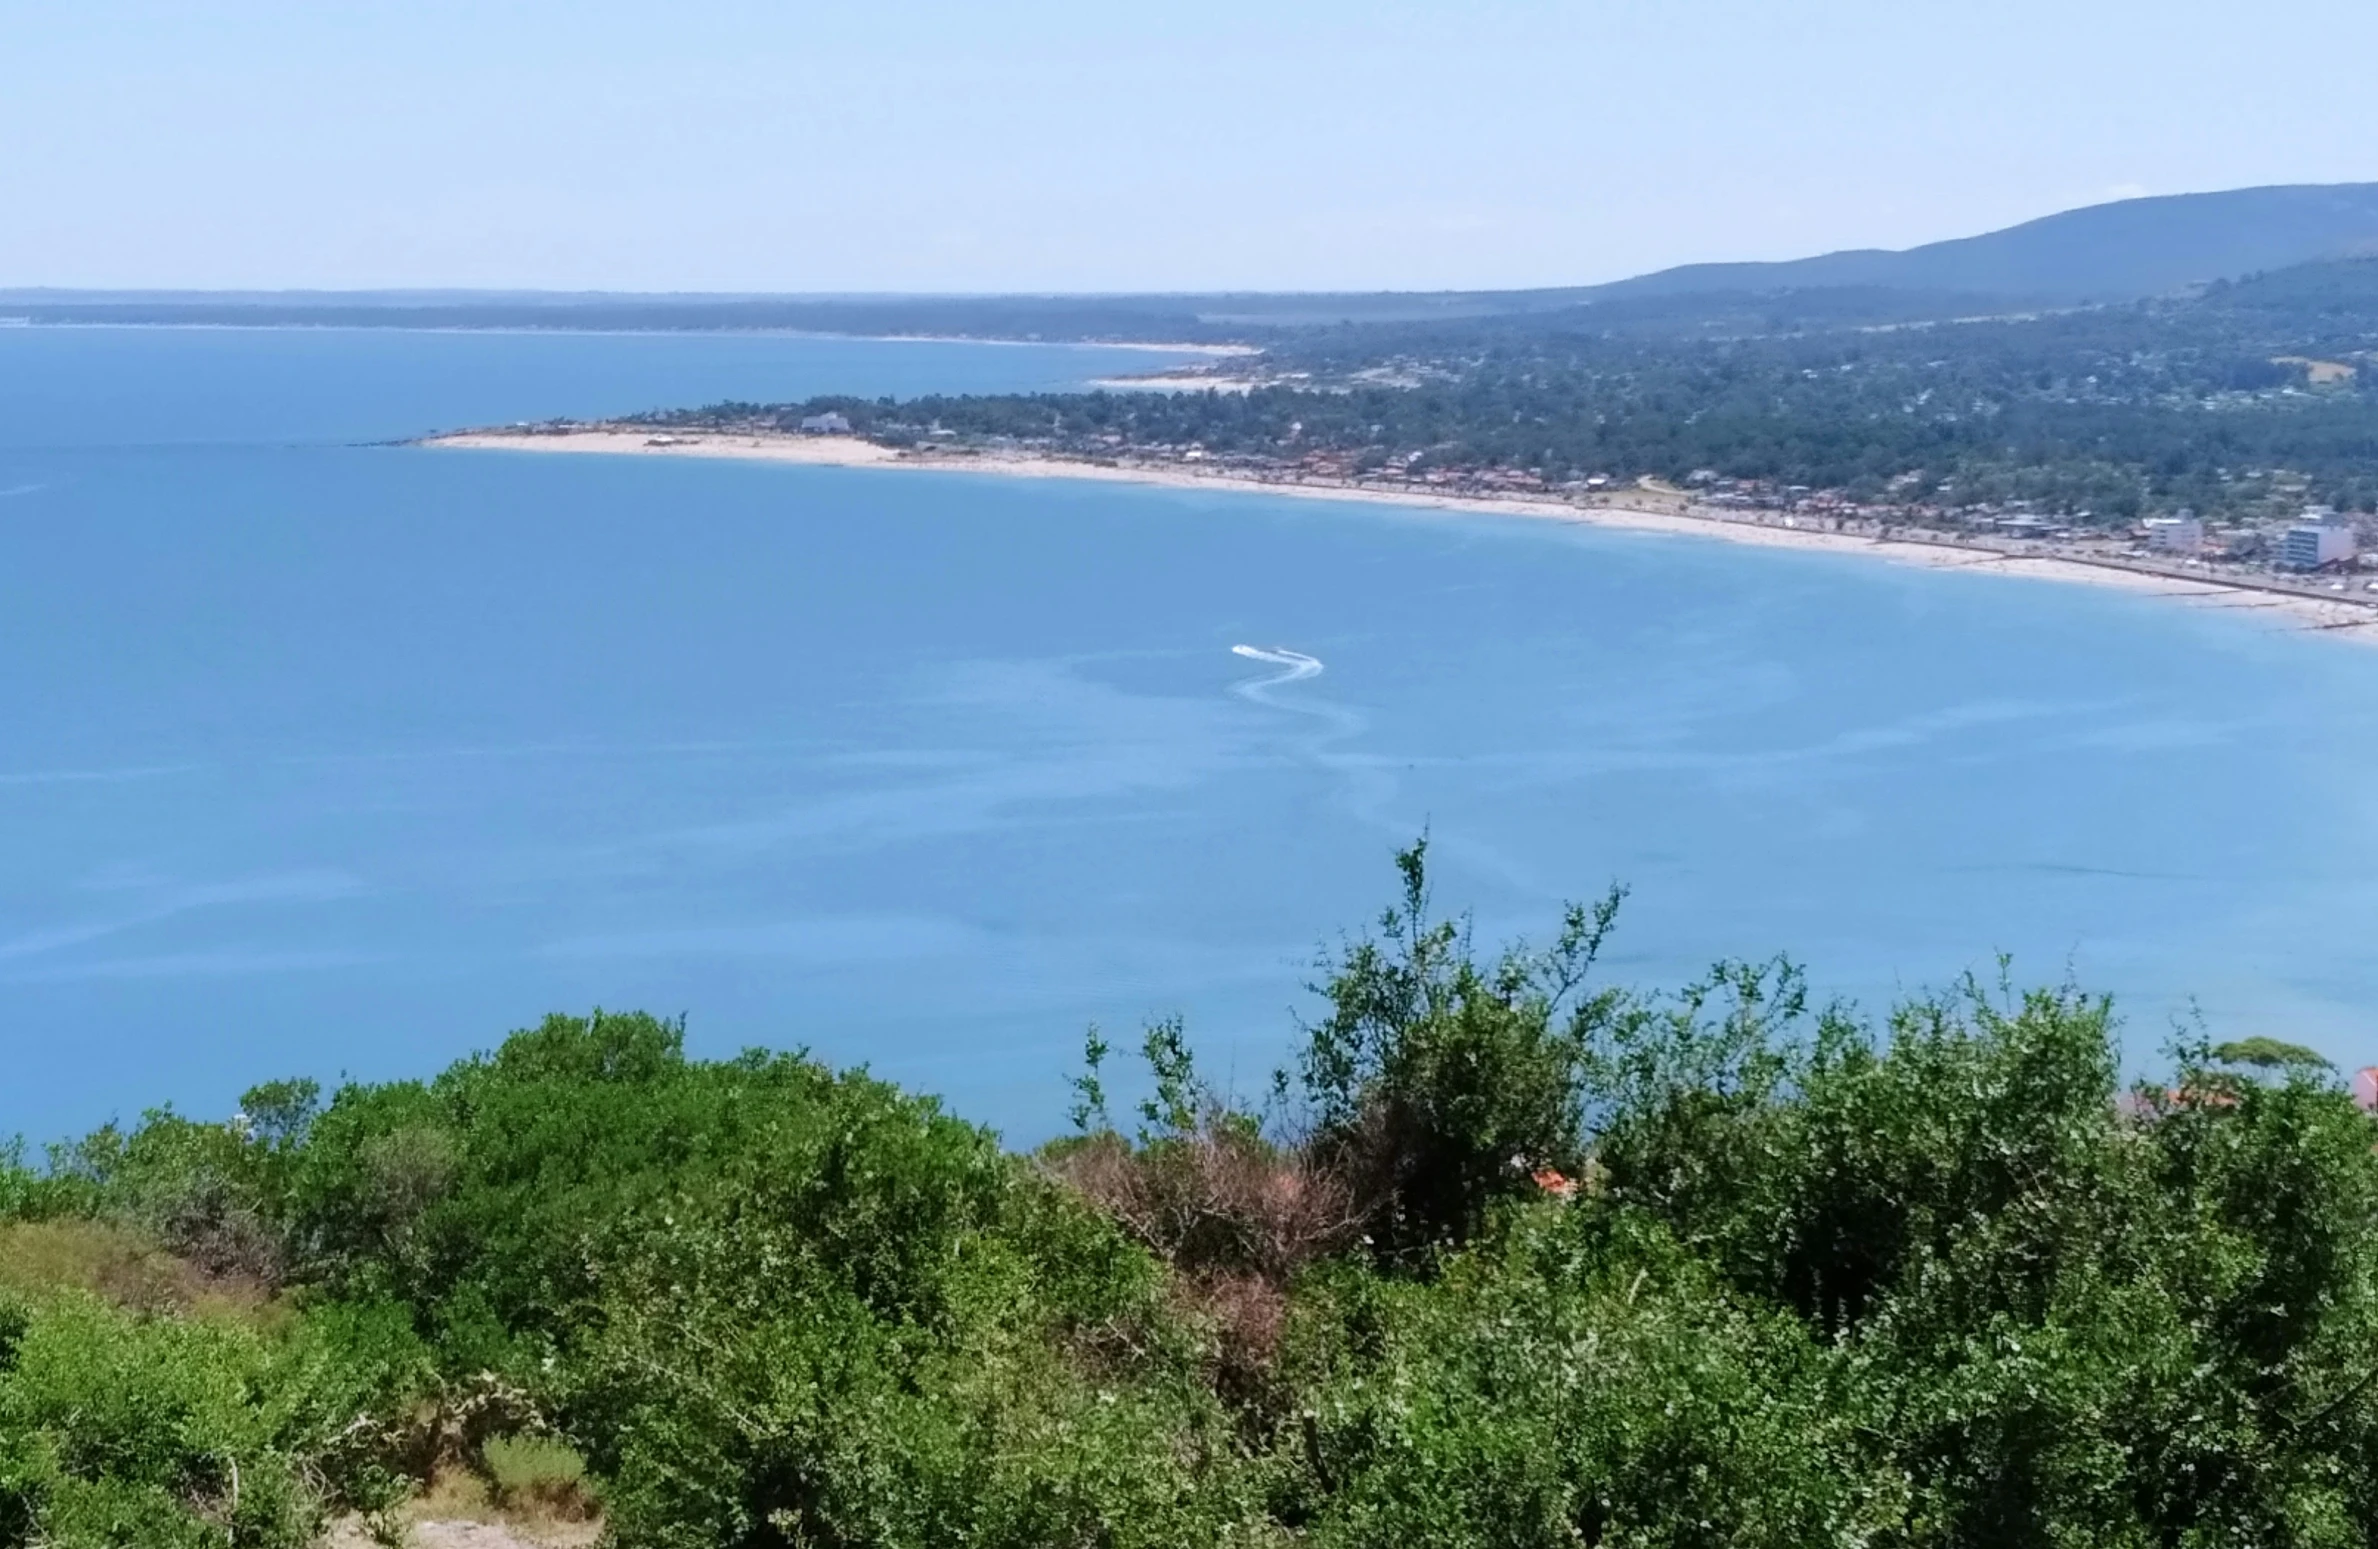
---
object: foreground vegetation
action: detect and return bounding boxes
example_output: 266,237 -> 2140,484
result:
5,845 -> 2377,1547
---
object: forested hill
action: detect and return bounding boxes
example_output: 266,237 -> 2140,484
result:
1577,181 -> 2378,307
6,847 -> 2378,1547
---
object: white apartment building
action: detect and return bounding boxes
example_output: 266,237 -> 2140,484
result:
2281,516 -> 2359,570
2143,514 -> 2203,554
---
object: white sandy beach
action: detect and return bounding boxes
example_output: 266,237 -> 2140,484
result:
1084,372 -> 1266,392
421,429 -> 2378,642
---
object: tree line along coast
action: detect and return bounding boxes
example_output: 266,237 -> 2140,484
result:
604,257 -> 2378,586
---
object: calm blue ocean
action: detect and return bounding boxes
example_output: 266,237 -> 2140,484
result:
4,325 -> 2376,1143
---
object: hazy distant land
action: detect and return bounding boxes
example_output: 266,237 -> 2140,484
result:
16,181 -> 2378,335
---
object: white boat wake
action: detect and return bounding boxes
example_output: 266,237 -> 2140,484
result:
1227,642 -> 1400,829
1230,644 -> 1324,684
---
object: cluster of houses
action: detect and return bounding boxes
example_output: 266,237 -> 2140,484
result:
754,418 -> 2378,584
1686,472 -> 2372,578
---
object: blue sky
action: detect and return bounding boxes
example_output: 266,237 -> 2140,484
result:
6,0 -> 2375,293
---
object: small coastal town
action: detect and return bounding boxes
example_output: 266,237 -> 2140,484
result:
1260,445 -> 2378,604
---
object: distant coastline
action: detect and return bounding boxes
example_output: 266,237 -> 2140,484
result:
417,426 -> 2378,643
0,317 -> 1248,354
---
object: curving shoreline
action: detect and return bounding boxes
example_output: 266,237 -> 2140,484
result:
418,428 -> 2378,644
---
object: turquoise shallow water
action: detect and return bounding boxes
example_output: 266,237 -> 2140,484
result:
4,326 -> 2377,1141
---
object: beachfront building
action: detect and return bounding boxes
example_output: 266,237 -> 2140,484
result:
799,412 -> 854,435
2144,513 -> 2204,554
2280,514 -> 2358,570
1991,514 -> 2061,540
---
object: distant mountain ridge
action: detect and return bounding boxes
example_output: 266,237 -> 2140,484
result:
1585,183 -> 2378,306
12,183 -> 2378,335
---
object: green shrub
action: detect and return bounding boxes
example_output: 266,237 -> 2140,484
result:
481,1434 -> 593,1517
569,1072 -> 1266,1548
1283,1208 -> 1891,1548
0,1294 -> 319,1548
284,1012 -> 872,1370
1296,839 -> 1626,1263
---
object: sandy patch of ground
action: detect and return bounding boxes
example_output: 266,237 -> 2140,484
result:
1085,373 -> 1267,392
429,429 -> 899,466
321,1516 -> 598,1549
2273,355 -> 2359,385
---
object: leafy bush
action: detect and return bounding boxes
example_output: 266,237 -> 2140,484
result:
0,1295 -> 317,1548
481,1434 -> 594,1517
1282,1210 -> 1891,1548
1295,839 -> 1626,1262
563,1061 -> 1267,1548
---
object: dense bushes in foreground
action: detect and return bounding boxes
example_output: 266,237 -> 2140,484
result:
5,843 -> 2378,1547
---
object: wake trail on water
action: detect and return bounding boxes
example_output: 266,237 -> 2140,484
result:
1230,643 -> 1324,692
1227,643 -> 1406,833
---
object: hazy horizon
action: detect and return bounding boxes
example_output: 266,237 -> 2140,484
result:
9,0 -> 2376,296
0,172 -> 2366,306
